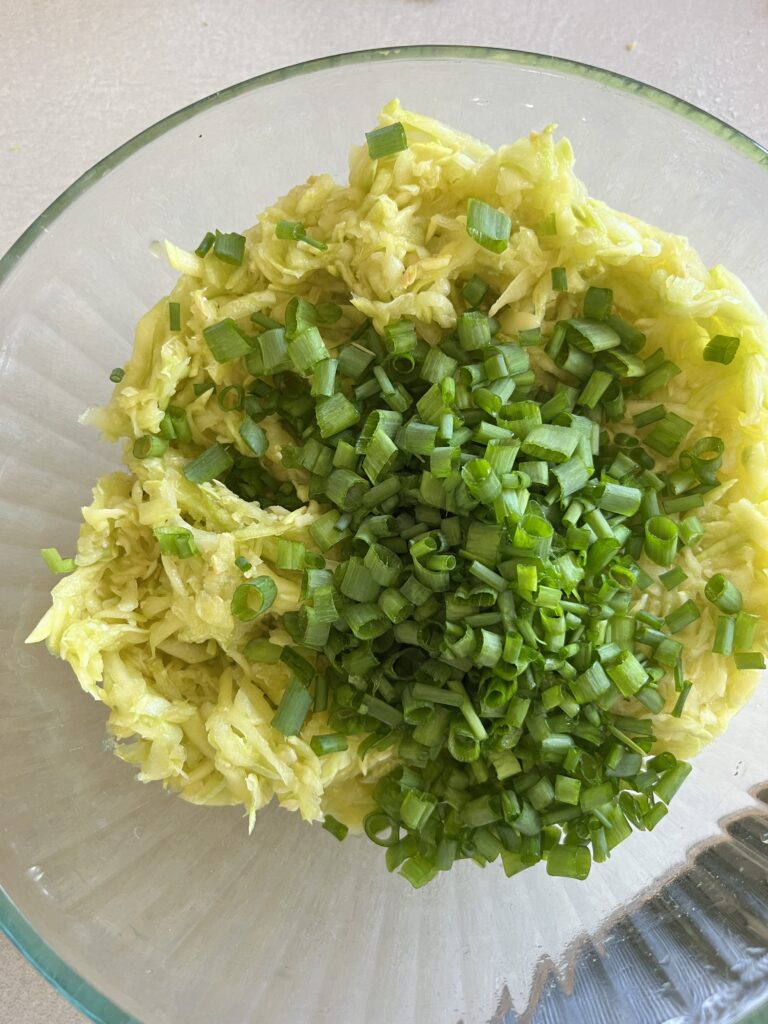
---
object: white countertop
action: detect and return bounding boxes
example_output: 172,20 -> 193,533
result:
1,2 -> 766,1021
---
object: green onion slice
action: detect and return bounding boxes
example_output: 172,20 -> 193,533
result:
213,231 -> 246,266
466,198 -> 512,254
365,122 -> 408,159
40,547 -> 76,574
271,678 -> 312,736
231,576 -> 278,621
703,334 -> 739,364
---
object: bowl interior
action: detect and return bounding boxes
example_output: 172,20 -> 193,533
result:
2,48 -> 768,1024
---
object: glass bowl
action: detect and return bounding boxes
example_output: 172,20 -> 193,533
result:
2,46 -> 768,1024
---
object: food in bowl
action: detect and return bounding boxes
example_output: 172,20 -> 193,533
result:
29,101 -> 768,886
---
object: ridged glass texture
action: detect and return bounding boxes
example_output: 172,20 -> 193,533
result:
1,47 -> 767,1024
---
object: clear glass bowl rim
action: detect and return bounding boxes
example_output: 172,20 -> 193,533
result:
2,44 -> 767,1024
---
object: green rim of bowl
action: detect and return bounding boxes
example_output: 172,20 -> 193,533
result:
1,45 -> 766,1024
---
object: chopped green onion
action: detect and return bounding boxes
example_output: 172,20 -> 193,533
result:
600,349 -> 645,378
593,482 -> 642,516
203,318 -> 252,363
552,457 -> 591,498
316,393 -> 360,438
271,677 -> 313,736
243,638 -> 281,663
583,287 -> 612,320
290,327 -> 328,373
734,652 -> 766,670
662,493 -> 704,514
154,526 -> 198,559
733,611 -> 759,652
109,367 -> 125,383
570,662 -> 611,703
411,683 -> 465,708
339,556 -> 381,602
421,348 -> 458,385
186,242 -> 749,888
213,231 -> 246,266
168,302 -> 181,331
551,267 -> 568,291
462,275 -> 489,307
645,412 -> 693,457
183,443 -> 233,484
686,436 -> 724,482
308,513 -> 346,554
195,231 -> 216,257
518,327 -> 541,347
364,543 -> 402,586
546,844 -> 591,880
521,425 -> 579,464
231,576 -> 278,621
239,416 -> 267,456
632,405 -> 666,428
644,516 -> 678,567
399,853 -> 438,888
664,600 -> 700,634
703,334 -> 739,365
462,459 -> 501,504
217,384 -> 244,412
704,574 -> 742,613
275,220 -> 327,251
379,588 -> 412,624
250,310 -> 282,330
312,358 -> 338,398
548,327 -> 565,364
310,733 -> 348,756
554,776 -> 582,805
275,220 -> 306,241
605,315 -> 645,352
713,615 -> 735,656
365,122 -> 408,159
40,547 -> 76,574
578,370 -> 613,409
400,788 -> 437,830
276,539 -> 306,571
322,814 -> 349,841
164,406 -> 191,444
466,198 -> 512,254
606,651 -> 647,697
565,319 -> 621,353
132,435 -> 168,459
671,682 -> 692,718
359,692 -> 403,725
654,762 -> 692,804
363,429 -> 398,482
635,361 -> 681,398
316,301 -> 342,324
654,637 -> 683,668
397,421 -> 438,456
659,566 -> 687,591
458,312 -> 492,350
284,297 -> 318,339
254,327 -> 289,374
364,812 -> 400,847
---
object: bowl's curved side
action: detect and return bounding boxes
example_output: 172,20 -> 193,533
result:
1,892 -> 137,1024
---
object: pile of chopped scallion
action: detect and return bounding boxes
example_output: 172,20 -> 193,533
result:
100,124 -> 764,888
